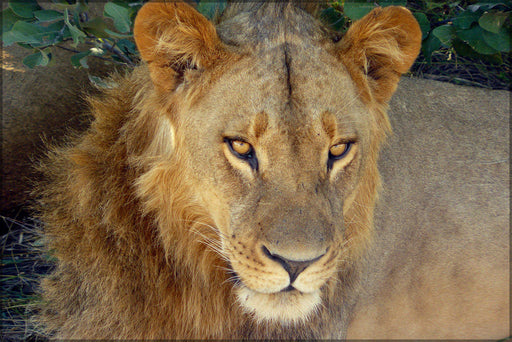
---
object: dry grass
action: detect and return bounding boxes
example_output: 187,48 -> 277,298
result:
411,51 -> 511,91
1,216 -> 49,341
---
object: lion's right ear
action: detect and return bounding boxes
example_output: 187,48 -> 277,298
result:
134,1 -> 225,92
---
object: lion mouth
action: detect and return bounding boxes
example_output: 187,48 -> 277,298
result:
226,267 -> 320,323
223,241 -> 337,323
229,268 -> 297,293
281,284 -> 296,292
234,283 -> 322,324
226,269 -> 320,323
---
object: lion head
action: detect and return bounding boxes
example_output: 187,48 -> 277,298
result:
132,1 -> 421,325
38,1 -> 421,339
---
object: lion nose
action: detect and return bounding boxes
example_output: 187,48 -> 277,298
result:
262,245 -> 325,283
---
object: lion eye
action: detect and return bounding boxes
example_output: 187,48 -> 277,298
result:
224,138 -> 258,171
329,143 -> 350,158
328,142 -> 352,170
231,140 -> 251,155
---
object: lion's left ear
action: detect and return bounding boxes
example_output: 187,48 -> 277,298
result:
338,6 -> 422,104
133,1 -> 225,92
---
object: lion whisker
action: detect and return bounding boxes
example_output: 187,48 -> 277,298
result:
223,274 -> 241,286
215,265 -> 233,273
189,226 -> 230,260
180,219 -> 232,240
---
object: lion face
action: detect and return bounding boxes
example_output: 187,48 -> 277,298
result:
133,1 -> 421,325
170,46 -> 369,322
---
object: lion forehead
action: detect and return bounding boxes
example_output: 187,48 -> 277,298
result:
187,45 -> 365,135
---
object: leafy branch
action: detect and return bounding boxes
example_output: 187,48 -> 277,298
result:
2,0 -> 142,71
2,0 -> 511,88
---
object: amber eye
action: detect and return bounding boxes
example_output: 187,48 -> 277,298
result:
328,142 -> 352,170
231,140 -> 251,155
329,143 -> 350,158
224,138 -> 258,171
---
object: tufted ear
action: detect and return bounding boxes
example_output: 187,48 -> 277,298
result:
338,6 -> 422,104
133,1 -> 225,92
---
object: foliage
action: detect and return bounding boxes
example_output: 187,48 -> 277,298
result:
322,0 -> 511,64
2,0 -> 143,71
1,0 -> 511,88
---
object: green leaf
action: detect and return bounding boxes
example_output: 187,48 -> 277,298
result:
45,20 -> 66,32
2,21 -> 49,46
456,25 -> 499,54
70,50 -> 91,68
72,8 -> 82,31
68,25 -> 86,46
104,2 -> 133,33
44,20 -> 71,41
22,49 -> 51,68
104,28 -> 132,38
379,0 -> 407,7
64,9 -> 86,47
432,25 -> 456,46
424,1 -> 447,10
75,0 -> 89,15
452,9 -> 482,30
197,0 -> 227,20
22,52 -> 41,68
117,39 -> 137,55
421,33 -> 442,63
321,7 -> 346,32
15,42 -> 33,49
82,17 -> 109,38
453,38 -> 503,64
413,12 -> 430,40
34,10 -> 63,22
448,1 -> 462,9
468,3 -> 507,12
452,38 -> 478,57
479,11 -> 510,34
8,0 -> 41,19
482,28 -> 511,52
2,8 -> 22,33
344,1 -> 375,21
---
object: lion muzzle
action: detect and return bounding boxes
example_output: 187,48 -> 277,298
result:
226,228 -> 338,323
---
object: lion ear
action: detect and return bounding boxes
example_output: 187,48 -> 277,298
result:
133,1 -> 225,92
338,6 -> 422,104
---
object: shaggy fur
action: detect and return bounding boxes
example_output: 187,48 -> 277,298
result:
36,1 -> 421,339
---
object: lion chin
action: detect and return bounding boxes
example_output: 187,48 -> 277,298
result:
235,286 -> 322,324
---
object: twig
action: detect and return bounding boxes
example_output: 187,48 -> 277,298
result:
54,44 -> 80,54
54,44 -> 117,63
86,37 -> 136,67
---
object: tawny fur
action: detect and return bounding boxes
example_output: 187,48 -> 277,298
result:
36,1 -> 421,339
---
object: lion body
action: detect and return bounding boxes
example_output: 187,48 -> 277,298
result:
348,77 -> 510,339
37,1 -> 509,339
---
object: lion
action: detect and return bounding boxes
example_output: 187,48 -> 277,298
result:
36,1 -> 509,339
